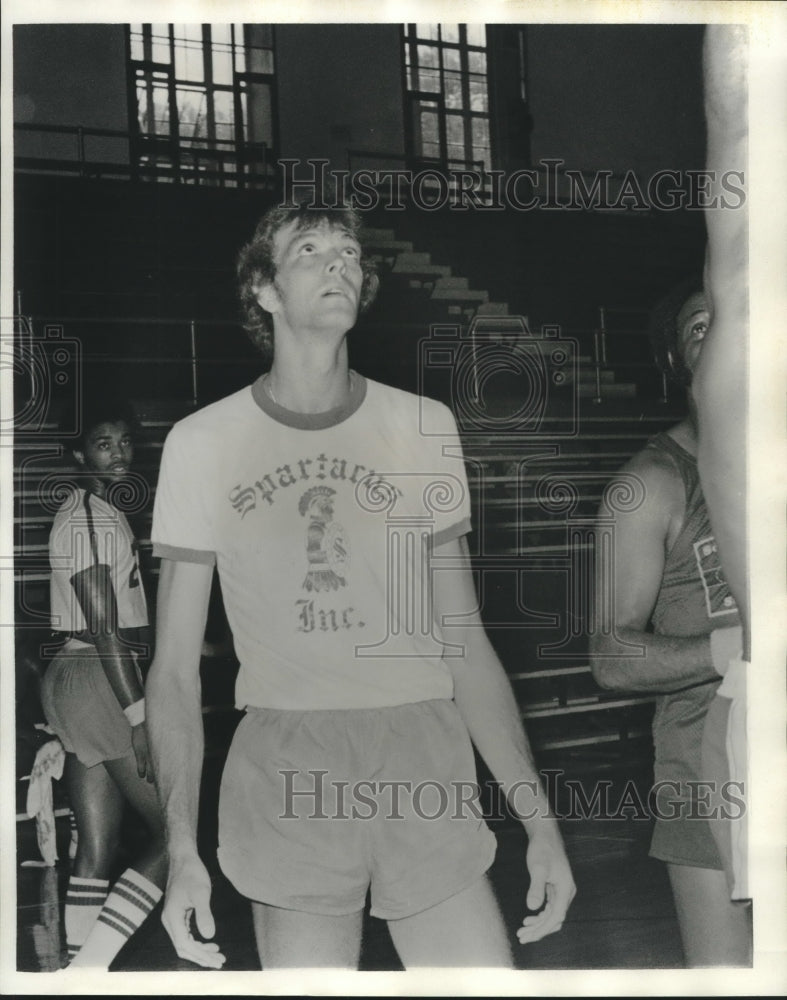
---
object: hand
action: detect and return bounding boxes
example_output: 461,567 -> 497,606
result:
517,825 -> 576,945
162,853 -> 226,969
710,625 -> 743,676
131,723 -> 154,782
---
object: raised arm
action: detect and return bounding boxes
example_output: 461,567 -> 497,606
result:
71,563 -> 150,778
589,456 -> 725,693
432,534 -> 575,944
145,557 -> 225,968
693,24 -> 749,654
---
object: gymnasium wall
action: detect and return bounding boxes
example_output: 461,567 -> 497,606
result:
13,24 -> 130,165
275,23 -> 405,171
526,24 -> 706,176
12,22 -> 705,177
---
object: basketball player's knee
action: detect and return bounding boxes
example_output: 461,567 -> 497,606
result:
75,829 -> 120,876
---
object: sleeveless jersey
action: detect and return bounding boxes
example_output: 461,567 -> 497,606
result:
647,432 -> 740,867
650,433 -> 739,635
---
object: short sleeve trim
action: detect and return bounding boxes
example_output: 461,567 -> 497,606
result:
432,517 -> 472,550
152,542 -> 216,566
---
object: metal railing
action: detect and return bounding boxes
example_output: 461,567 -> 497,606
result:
14,122 -> 274,189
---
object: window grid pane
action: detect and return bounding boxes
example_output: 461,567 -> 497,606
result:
443,70 -> 463,108
417,44 -> 439,69
129,26 -> 144,62
442,47 -> 461,72
419,110 -> 439,144
468,77 -> 488,112
468,50 -> 486,74
212,43 -> 234,86
174,38 -> 205,82
404,23 -> 491,171
213,90 -> 236,142
211,23 -> 231,44
232,25 -> 247,73
464,23 -> 486,48
419,67 -> 441,93
176,87 -> 208,140
151,25 -> 170,65
415,24 -> 439,41
446,114 -> 464,145
129,22 -> 276,187
150,83 -> 170,135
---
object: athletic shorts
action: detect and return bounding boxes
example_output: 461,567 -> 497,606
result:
649,679 -> 724,870
649,794 -> 724,870
40,648 -> 134,768
217,698 -> 497,920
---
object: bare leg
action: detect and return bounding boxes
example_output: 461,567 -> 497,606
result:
65,752 -> 124,879
387,874 -> 513,968
104,751 -> 168,888
667,863 -> 752,967
251,902 -> 363,969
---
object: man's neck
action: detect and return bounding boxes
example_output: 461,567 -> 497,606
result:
266,337 -> 352,414
82,475 -> 108,500
668,399 -> 699,457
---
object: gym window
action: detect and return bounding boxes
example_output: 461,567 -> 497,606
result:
402,23 -> 492,173
128,23 -> 277,188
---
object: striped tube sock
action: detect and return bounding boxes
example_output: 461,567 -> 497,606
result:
65,876 -> 109,963
68,869 -> 162,969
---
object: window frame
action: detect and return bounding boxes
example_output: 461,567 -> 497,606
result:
402,23 -> 493,174
126,23 -> 278,188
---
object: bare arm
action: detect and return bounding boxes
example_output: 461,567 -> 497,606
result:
693,24 -> 749,654
589,454 -> 722,694
72,563 -> 145,706
433,534 -> 575,944
146,557 -> 225,968
71,563 -> 150,778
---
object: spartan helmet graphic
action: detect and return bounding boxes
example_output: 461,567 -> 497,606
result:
298,485 -> 350,592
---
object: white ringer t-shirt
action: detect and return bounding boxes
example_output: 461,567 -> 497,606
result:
152,374 -> 472,711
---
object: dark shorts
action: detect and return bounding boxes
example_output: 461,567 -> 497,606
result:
649,680 -> 724,871
649,787 -> 724,870
217,698 -> 497,920
40,648 -> 134,768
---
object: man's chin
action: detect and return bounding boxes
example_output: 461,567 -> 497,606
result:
311,311 -> 359,334
101,470 -> 130,486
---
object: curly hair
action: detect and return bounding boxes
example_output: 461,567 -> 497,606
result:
237,203 -> 379,359
60,390 -> 140,452
647,276 -> 705,387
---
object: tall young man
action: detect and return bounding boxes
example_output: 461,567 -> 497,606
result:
146,203 -> 575,969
